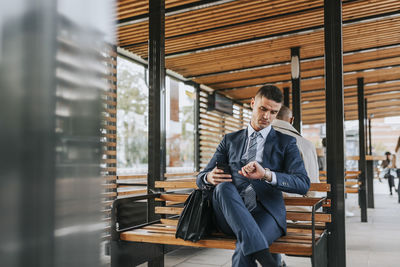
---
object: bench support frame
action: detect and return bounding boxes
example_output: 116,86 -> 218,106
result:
111,241 -> 164,267
311,231 -> 328,267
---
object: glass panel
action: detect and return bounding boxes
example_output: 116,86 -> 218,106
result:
116,56 -> 148,175
166,77 -> 195,173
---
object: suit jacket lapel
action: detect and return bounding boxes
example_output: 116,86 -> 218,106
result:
229,128 -> 248,163
238,128 -> 248,160
262,127 -> 276,167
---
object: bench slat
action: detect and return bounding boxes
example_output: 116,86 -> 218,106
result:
284,197 -> 331,207
155,207 -> 331,223
345,175 -> 360,180
164,172 -> 198,178
121,229 -> 236,250
143,224 -> 325,240
287,227 -> 324,235
160,218 -> 178,226
156,180 -> 330,193
143,222 -> 325,237
286,212 -> 331,223
155,207 -> 182,215
157,194 -> 331,208
120,229 -> 315,256
309,183 -> 330,192
152,220 -> 325,237
345,181 -> 360,186
155,180 -> 196,189
346,188 -> 359,194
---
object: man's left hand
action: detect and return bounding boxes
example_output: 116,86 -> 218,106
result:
239,161 -> 271,181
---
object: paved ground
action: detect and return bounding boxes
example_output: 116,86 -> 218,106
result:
140,178 -> 400,266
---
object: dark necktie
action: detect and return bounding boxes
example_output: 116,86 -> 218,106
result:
247,131 -> 260,164
241,131 -> 260,212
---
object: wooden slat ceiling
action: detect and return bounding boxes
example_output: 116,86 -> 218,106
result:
117,0 -> 400,124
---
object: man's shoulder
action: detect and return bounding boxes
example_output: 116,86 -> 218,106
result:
224,128 -> 246,140
273,128 -> 297,142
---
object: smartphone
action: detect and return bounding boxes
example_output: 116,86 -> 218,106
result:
216,161 -> 231,174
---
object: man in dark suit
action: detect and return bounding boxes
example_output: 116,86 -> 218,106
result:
197,85 -> 310,267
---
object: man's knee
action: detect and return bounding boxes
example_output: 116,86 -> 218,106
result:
214,182 -> 236,198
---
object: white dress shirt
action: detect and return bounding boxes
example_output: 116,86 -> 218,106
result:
245,124 -> 277,185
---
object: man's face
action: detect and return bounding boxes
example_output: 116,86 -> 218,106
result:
250,96 -> 282,131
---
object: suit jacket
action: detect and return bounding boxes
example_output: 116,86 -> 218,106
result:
197,127 -> 310,233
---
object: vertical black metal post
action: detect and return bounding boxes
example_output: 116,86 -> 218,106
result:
291,47 -> 301,134
148,0 -> 166,222
366,114 -> 374,208
365,100 -> 369,152
368,118 -> 372,155
194,84 -> 201,172
148,1 -> 166,266
283,87 -> 290,108
324,0 -> 346,266
357,78 -> 368,221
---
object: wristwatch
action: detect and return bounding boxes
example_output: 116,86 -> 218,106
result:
262,168 -> 271,182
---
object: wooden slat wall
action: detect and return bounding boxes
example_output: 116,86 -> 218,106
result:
117,174 -> 148,198
101,45 -> 118,238
199,89 -> 251,169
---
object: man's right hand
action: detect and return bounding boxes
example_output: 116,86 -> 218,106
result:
206,167 -> 232,185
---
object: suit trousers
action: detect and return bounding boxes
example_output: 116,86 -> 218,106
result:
212,182 -> 282,267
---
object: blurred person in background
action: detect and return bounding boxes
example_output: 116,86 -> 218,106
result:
395,136 -> 400,202
381,151 -> 397,195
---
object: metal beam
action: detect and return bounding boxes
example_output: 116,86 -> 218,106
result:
358,77 -> 368,222
152,11 -> 400,58
366,112 -> 375,208
368,118 -> 372,155
118,0 -> 236,27
291,47 -> 302,133
148,0 -> 166,232
283,87 -> 290,108
194,84 -> 201,172
324,1 -> 346,266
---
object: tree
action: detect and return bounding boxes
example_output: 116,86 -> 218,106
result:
117,58 -> 148,169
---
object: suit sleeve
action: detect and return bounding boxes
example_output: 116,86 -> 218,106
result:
196,135 -> 228,189
274,137 -> 310,195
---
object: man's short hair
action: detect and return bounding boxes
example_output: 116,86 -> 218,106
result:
276,105 -> 292,120
255,85 -> 283,103
322,137 -> 327,147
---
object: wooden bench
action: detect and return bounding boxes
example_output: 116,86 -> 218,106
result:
111,174 -> 331,267
319,170 -> 361,194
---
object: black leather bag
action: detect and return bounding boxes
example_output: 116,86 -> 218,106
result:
175,188 -> 214,242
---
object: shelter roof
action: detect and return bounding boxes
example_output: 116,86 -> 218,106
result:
117,0 -> 400,124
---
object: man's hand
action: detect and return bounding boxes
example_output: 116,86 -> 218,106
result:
239,161 -> 272,182
206,167 -> 232,185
